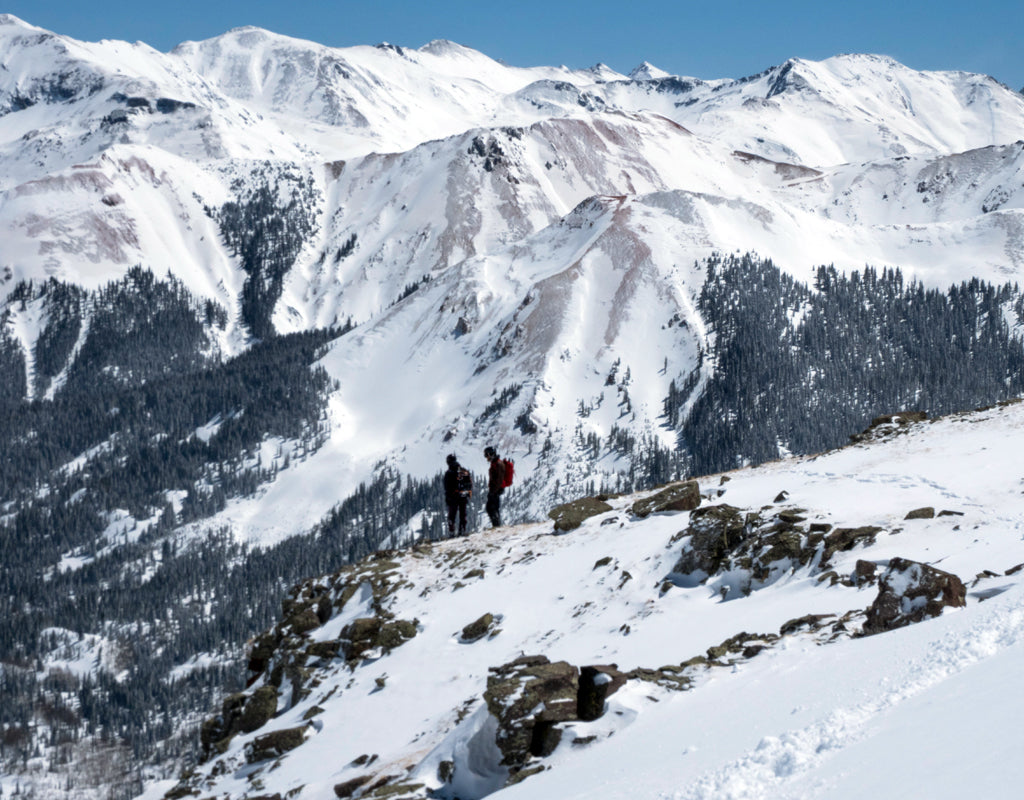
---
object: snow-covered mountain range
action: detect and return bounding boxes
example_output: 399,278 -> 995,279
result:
3,15 -> 1024,798
144,401 -> 1024,800
5,12 -> 1024,526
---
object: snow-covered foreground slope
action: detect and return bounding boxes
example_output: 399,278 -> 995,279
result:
149,401 -> 1024,800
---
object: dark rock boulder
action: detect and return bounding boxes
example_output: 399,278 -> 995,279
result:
577,665 -> 628,721
671,504 -> 751,578
631,480 -> 701,518
905,507 -> 935,520
548,497 -> 613,531
853,560 -> 879,586
484,655 -> 579,767
341,617 -> 418,660
237,685 -> 278,734
863,557 -> 966,635
822,526 -> 883,564
334,776 -> 372,798
245,725 -> 310,763
461,613 -> 496,643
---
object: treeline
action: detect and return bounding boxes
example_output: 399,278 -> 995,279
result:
674,254 -> 1024,473
0,465 -> 482,776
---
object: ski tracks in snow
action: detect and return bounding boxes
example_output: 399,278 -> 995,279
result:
666,586 -> 1024,800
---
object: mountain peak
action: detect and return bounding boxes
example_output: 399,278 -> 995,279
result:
419,39 -> 479,58
628,61 -> 671,80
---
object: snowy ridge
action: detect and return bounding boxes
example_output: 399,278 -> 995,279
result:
148,400 -> 1024,800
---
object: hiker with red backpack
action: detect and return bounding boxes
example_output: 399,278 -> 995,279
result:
443,454 -> 473,536
483,445 -> 513,528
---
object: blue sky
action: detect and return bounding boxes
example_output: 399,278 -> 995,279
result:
9,0 -> 1024,90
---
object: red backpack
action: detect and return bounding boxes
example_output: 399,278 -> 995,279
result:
501,458 -> 514,488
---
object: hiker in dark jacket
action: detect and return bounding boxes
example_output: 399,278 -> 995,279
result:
483,445 -> 505,528
443,454 -> 472,536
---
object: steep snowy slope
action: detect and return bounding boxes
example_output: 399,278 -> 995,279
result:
147,401 -> 1024,800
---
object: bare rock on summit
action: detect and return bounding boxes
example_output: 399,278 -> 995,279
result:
863,557 -> 966,635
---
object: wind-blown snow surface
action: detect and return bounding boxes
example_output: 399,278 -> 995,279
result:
144,402 -> 1024,800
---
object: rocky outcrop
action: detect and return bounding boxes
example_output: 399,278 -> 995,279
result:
849,411 -> 927,443
631,480 -> 701,518
245,725 -> 311,763
904,507 -> 936,520
484,656 -> 579,768
342,617 -> 418,661
199,685 -> 279,759
548,497 -> 613,531
821,526 -> 883,565
862,557 -> 966,635
670,504 -> 753,577
577,665 -> 628,721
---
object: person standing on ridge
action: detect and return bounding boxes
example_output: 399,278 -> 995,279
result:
484,446 -> 505,528
443,454 -> 472,536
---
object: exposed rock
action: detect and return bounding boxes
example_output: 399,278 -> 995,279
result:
237,685 -> 278,734
342,617 -> 417,660
302,705 -> 325,721
461,613 -> 496,642
484,655 -> 579,767
850,411 -> 927,443
334,781 -> 372,800
245,725 -> 310,763
671,504 -> 751,577
759,530 -> 805,565
631,480 -> 701,517
593,556 -> 613,569
905,507 -> 935,520
247,632 -> 279,677
506,764 -> 546,786
938,509 -> 964,517
199,692 -> 248,759
773,491 -> 789,503
822,526 -> 883,563
706,632 -> 776,660
377,619 -> 417,650
306,640 -> 342,660
780,614 -> 836,636
548,496 -> 613,531
362,781 -> 425,798
577,665 -> 628,721
863,557 -> 966,635
853,559 -> 879,586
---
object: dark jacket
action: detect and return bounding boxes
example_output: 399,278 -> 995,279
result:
488,457 -> 506,494
444,464 -> 472,503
